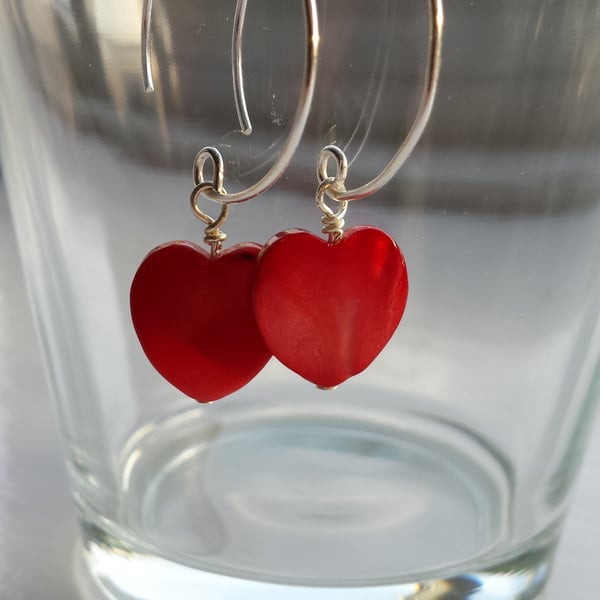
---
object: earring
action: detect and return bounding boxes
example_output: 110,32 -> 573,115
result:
253,0 -> 444,389
143,0 -> 253,137
131,0 -> 319,403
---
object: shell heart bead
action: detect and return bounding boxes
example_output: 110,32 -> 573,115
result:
130,241 -> 271,402
253,226 -> 408,388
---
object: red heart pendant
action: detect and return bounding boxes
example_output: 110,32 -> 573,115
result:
130,241 -> 271,403
253,226 -> 408,388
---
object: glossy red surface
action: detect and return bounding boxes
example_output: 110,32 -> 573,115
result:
253,226 -> 408,388
130,241 -> 271,402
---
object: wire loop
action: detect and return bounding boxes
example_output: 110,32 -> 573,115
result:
193,147 -> 226,194
190,181 -> 230,255
318,145 -> 349,192
316,178 -> 348,243
190,182 -> 230,226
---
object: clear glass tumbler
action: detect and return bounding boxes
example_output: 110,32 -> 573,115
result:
1,1 -> 599,599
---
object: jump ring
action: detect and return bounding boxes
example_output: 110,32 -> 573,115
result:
318,145 -> 349,190
193,147 -> 226,195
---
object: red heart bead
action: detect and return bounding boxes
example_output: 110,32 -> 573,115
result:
130,241 -> 271,402
253,226 -> 408,388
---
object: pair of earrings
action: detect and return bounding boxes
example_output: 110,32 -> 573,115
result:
130,0 -> 444,403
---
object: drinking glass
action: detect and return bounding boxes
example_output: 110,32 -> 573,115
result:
1,1 -> 599,598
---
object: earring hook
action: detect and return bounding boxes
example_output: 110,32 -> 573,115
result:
142,0 -> 254,136
192,0 -> 319,205
318,0 -> 444,203
141,0 -> 154,93
232,0 -> 252,135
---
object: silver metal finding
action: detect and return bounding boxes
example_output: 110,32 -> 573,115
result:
315,146 -> 348,241
318,0 -> 444,202
204,0 -> 319,205
142,0 -> 319,205
190,148 -> 230,256
316,178 -> 348,243
193,147 -> 226,195
142,0 -> 253,137
141,0 -> 154,93
232,0 -> 252,136
318,145 -> 348,193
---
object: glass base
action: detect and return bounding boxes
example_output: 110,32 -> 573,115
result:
74,395 -> 557,598
77,533 -> 554,600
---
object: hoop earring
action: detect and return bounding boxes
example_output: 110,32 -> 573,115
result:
253,0 -> 444,389
142,0 -> 254,135
131,0 -> 319,403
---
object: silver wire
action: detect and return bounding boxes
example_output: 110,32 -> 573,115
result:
141,0 -> 154,93
142,0 -> 319,205
343,0 -> 393,169
142,0 -> 254,137
232,0 -> 252,135
316,178 -> 348,243
190,149 -> 230,255
200,0 -> 319,205
318,0 -> 444,202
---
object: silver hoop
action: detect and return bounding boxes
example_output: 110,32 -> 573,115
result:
142,0 -> 319,205
144,0 -> 253,134
318,0 -> 444,202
